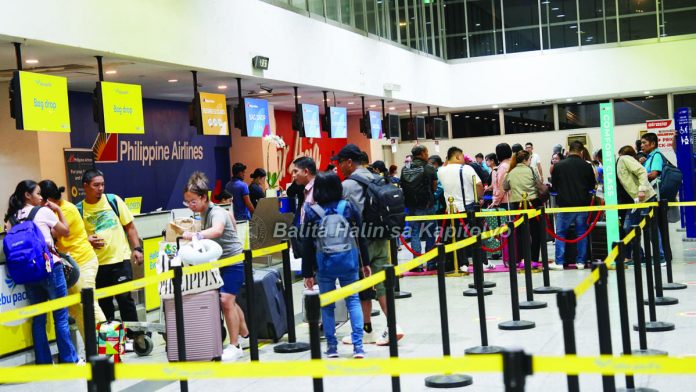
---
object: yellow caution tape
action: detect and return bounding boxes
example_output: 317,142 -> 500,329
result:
320,271 -> 386,307
251,242 -> 288,258
182,253 -> 245,274
546,202 -> 657,214
406,213 -> 468,222
394,249 -> 439,275
574,268 -> 600,297
622,229 -> 637,246
533,355 -> 696,375
0,363 -> 92,383
95,270 -> 174,299
0,293 -> 81,325
481,225 -> 509,241
649,208 -> 654,218
476,209 -> 538,218
669,201 -> 696,207
444,236 -> 478,253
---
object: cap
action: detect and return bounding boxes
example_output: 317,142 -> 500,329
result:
331,144 -> 363,161
250,168 -> 267,179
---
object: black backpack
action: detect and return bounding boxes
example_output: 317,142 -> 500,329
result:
651,152 -> 682,201
400,162 -> 432,208
349,173 -> 406,239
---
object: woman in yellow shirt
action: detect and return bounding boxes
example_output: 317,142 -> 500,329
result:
39,180 -> 106,340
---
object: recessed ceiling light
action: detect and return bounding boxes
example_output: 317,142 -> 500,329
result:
294,95 -> 302,99
218,85 -> 228,90
370,104 -> 377,108
105,70 -> 117,75
566,98 -> 573,102
25,59 -> 39,64
557,14 -> 565,17
552,7 -> 559,11
643,91 -> 650,94
348,101 -> 355,105
421,111 -> 427,114
168,79 -> 178,83
492,105 -> 499,109
389,107 -> 396,110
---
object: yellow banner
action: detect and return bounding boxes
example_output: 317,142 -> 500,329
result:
18,71 -> 71,132
199,92 -> 229,135
143,237 -> 162,311
100,81 -> 145,134
124,197 -> 142,215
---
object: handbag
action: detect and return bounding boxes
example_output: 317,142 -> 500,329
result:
530,166 -> 549,203
58,251 -> 80,288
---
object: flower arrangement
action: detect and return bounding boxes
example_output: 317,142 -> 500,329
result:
264,134 -> 288,189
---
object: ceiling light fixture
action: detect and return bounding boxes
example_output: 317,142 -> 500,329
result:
389,107 -> 396,110
105,70 -> 117,75
25,59 -> 39,64
643,91 -> 650,94
492,105 -> 499,108
566,98 -> 573,102
218,85 -> 228,90
168,79 -> 178,83
348,101 -> 355,105
370,104 -> 377,108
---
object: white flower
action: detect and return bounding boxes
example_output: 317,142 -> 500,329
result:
264,134 -> 286,149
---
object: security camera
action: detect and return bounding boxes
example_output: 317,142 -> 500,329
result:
260,85 -> 273,94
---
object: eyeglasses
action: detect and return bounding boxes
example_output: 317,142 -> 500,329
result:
183,197 -> 202,207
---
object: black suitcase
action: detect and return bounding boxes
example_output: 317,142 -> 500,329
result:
236,268 -> 288,342
589,220 -> 608,261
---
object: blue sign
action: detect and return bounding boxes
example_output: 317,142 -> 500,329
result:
675,107 -> 696,238
244,98 -> 270,137
301,104 -> 321,138
369,111 -> 383,139
329,106 -> 347,138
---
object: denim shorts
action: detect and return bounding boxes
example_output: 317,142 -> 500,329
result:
219,265 -> 244,296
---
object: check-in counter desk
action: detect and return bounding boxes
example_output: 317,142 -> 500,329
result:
0,198 -> 292,359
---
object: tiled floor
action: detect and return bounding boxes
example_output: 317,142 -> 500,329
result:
2,223 -> 696,391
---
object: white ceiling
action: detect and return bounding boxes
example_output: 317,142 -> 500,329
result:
0,38 -> 438,115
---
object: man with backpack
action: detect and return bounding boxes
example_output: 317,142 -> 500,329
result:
78,169 -> 146,348
334,144 -> 406,347
400,145 -> 438,259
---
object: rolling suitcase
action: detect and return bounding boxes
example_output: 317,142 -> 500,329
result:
236,268 -> 288,342
164,289 -> 223,362
302,287 -> 348,324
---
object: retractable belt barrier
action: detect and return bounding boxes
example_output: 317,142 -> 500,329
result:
4,353 -> 696,384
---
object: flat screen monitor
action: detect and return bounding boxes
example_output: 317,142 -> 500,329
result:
198,92 -> 229,136
386,113 -> 401,139
368,111 -> 383,139
416,116 -> 426,139
244,97 -> 270,137
329,106 -> 347,138
97,81 -> 145,134
433,118 -> 449,139
301,103 -> 321,138
10,71 -> 71,132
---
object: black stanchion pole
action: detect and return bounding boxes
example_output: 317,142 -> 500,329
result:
467,206 -> 495,289
519,215 -> 547,309
243,249 -> 260,360
640,213 -> 675,332
82,288 -> 97,392
89,355 -> 115,392
465,236 -> 503,355
172,262 -> 189,392
534,208 -> 561,294
499,222 -> 535,331
557,289 -> 580,392
390,238 -> 412,299
425,244 -> 473,388
502,349 -> 532,392
305,292 -> 324,392
659,199 -> 687,290
383,265 -> 402,392
275,241 -> 310,354
592,262 -> 616,392
648,212 -> 678,306
630,226 -> 668,356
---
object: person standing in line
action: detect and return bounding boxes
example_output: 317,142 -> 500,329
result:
550,141 -> 597,270
39,180 -> 106,344
248,168 -> 267,209
476,153 -> 491,174
79,169 -> 146,349
400,145 -> 438,259
225,163 -> 255,221
335,144 -> 404,346
490,143 -> 513,265
4,180 -> 79,364
525,142 -> 543,181
640,132 -> 666,262
428,155 -> 446,215
301,171 -> 369,358
388,165 -> 400,184
291,157 -> 318,225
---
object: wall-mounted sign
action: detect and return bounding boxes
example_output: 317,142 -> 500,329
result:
199,92 -> 229,136
64,148 -> 95,203
13,71 -> 71,132
99,81 -> 145,134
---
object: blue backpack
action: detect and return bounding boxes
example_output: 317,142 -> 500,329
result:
2,206 -> 53,284
309,200 -> 358,275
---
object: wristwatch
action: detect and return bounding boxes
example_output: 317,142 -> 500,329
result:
133,246 -> 144,253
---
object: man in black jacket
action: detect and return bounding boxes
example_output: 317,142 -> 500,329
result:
400,145 -> 438,258
550,141 -> 597,270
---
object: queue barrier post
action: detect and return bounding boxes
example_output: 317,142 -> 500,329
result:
534,207 -> 561,295
640,212 -> 675,333
244,249 -> 261,360
519,215 -> 547,310
648,211 -> 678,306
171,260 -> 190,392
467,205 -> 496,289
304,292 -> 324,392
592,262 -> 616,392
465,236 -> 504,355
90,355 -> 114,392
499,222 -> 535,331
556,289 -> 580,392
81,287 -> 97,392
274,241 -> 310,354
425,244 -> 474,388
659,199 -> 687,290
502,349 -> 532,392
384,265 -> 402,392
630,225 -> 667,355
390,238 -> 412,299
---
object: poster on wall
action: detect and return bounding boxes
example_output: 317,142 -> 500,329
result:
12,71 -> 71,133
199,92 -> 229,136
98,81 -> 145,134
645,119 -> 677,164
64,148 -> 95,203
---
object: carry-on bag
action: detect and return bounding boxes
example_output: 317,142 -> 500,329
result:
236,268 -> 288,342
164,289 -> 223,361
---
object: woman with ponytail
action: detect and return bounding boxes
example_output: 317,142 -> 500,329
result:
4,180 -> 79,364
40,180 -> 106,341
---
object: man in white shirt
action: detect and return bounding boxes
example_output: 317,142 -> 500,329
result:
525,142 -> 543,180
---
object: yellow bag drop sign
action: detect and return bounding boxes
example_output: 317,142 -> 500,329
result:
100,81 -> 145,134
124,197 -> 142,215
200,92 -> 229,135
18,71 -> 71,133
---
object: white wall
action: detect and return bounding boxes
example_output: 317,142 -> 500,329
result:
2,1 -> 695,110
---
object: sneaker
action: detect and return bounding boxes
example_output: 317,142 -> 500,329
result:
76,358 -> 86,366
353,346 -> 366,359
325,345 -> 339,358
625,259 -> 634,267
343,330 -> 375,345
660,259 -> 667,267
484,262 -> 496,271
459,264 -> 470,273
376,325 -> 405,346
548,262 -> 564,271
576,263 -> 585,270
238,335 -> 250,349
221,344 -> 244,362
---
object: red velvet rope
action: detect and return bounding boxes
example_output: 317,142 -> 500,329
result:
399,219 -> 448,257
460,217 -> 507,253
545,210 -> 602,243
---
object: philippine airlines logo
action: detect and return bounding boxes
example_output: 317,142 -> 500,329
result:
92,133 -> 119,163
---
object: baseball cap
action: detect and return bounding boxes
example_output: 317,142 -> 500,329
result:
331,144 -> 363,161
